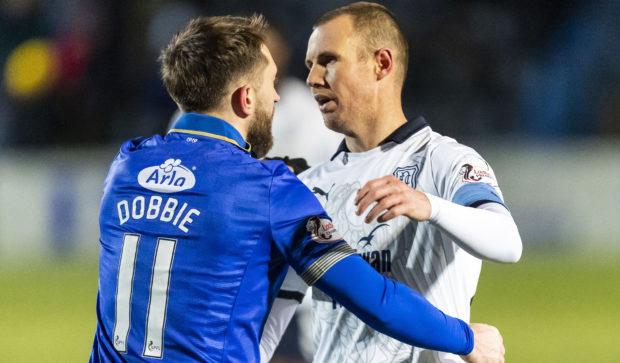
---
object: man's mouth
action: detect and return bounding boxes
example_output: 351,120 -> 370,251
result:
314,94 -> 337,112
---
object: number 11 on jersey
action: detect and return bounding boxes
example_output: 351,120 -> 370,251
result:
112,233 -> 177,358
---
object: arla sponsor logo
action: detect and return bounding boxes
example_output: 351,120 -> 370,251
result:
138,158 -> 195,193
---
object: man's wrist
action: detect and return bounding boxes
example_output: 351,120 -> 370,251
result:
424,192 -> 442,223
460,320 -> 475,355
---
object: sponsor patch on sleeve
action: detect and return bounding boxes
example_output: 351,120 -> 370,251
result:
458,160 -> 497,187
306,216 -> 343,243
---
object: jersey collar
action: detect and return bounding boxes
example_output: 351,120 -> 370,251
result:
168,113 -> 251,153
330,116 -> 429,160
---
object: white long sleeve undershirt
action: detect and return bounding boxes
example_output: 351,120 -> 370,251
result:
425,193 -> 522,263
259,297 -> 300,362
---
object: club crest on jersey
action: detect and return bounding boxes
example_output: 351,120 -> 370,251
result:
393,165 -> 419,188
138,158 -> 196,193
306,216 -> 342,243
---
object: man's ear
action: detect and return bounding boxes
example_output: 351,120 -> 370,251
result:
375,48 -> 393,81
232,84 -> 254,117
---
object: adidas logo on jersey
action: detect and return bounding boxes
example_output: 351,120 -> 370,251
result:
138,159 -> 196,193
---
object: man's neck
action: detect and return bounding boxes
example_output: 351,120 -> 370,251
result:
344,111 -> 408,153
201,110 -> 248,140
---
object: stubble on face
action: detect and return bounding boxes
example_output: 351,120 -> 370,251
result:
246,99 -> 274,159
247,45 -> 279,159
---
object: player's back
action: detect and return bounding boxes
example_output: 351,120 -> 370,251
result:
90,131 -> 289,363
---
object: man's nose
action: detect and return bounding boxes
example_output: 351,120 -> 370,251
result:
306,65 -> 324,87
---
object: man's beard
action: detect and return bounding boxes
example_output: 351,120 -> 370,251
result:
246,102 -> 274,159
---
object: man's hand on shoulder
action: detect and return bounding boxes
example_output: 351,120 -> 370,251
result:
355,175 -> 431,223
263,156 -> 310,175
461,323 -> 505,363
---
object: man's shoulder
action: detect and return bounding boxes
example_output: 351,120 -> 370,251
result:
297,158 -> 335,183
109,135 -> 291,187
107,135 -> 164,177
426,131 -> 481,162
259,159 -> 314,197
117,135 -> 163,155
260,158 -> 297,177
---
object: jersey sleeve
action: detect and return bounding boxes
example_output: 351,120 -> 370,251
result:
314,254 -> 474,355
430,142 -> 507,209
268,162 -> 356,285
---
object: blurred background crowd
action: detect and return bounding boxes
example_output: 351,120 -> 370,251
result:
1,1 -> 619,362
1,0 -> 620,148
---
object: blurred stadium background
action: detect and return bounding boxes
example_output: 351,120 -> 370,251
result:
1,0 -> 619,362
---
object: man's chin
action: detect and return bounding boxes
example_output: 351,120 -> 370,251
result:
322,115 -> 345,133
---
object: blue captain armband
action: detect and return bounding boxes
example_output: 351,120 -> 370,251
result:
314,254 -> 474,355
452,183 -> 507,209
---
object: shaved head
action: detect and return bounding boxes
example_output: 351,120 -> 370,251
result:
314,1 -> 408,87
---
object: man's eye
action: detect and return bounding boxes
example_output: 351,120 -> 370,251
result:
319,57 -> 337,67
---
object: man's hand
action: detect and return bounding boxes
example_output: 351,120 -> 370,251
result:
262,156 -> 310,175
354,175 -> 431,223
461,323 -> 505,363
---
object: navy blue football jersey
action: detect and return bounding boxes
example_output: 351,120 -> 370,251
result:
90,113 -> 354,362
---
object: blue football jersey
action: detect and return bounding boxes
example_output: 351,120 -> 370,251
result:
90,113 -> 355,362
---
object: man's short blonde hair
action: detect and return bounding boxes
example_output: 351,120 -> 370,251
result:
315,2 -> 408,87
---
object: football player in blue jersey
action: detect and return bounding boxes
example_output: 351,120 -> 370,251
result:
90,14 -> 504,363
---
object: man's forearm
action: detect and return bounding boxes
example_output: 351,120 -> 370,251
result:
315,254 -> 474,355
426,194 -> 522,263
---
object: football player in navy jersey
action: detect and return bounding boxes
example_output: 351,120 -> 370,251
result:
90,14 -> 504,363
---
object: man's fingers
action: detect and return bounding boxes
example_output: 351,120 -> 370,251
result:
377,208 -> 397,223
355,175 -> 401,203
356,175 -> 412,218
363,194 -> 400,223
465,323 -> 505,363
356,184 -> 394,216
355,177 -> 389,204
377,204 -> 407,223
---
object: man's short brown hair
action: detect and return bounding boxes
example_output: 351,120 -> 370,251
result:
159,15 -> 268,113
315,2 -> 408,86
